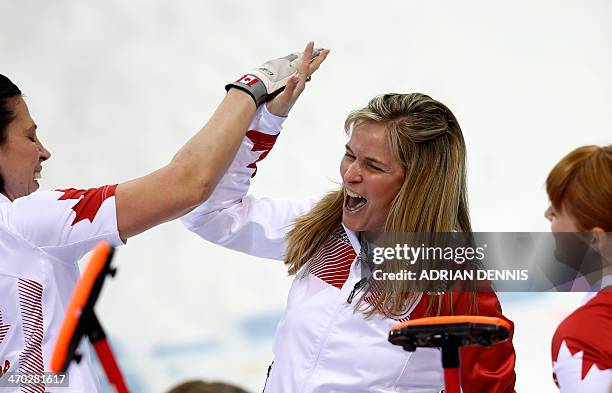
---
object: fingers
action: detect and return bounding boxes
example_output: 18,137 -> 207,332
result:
298,41 -> 315,80
308,48 -> 330,76
283,74 -> 300,97
269,42 -> 329,115
299,41 -> 330,81
274,73 -> 299,104
266,73 -> 299,116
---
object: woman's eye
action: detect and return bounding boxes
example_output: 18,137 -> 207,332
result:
369,164 -> 383,171
344,153 -> 355,160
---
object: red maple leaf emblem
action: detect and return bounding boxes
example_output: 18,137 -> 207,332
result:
246,130 -> 278,178
552,291 -> 612,380
56,185 -> 117,226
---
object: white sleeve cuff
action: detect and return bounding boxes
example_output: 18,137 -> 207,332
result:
249,104 -> 286,135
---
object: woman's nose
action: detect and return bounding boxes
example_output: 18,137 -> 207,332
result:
38,141 -> 51,161
343,162 -> 362,183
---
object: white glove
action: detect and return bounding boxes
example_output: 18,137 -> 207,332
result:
226,48 -> 322,106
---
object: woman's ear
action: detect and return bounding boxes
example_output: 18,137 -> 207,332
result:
589,227 -> 608,255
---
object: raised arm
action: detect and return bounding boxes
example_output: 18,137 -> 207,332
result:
116,42 -> 329,240
115,90 -> 254,239
181,104 -> 319,260
181,43 -> 330,259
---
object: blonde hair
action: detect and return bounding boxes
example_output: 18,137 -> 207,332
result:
546,145 -> 612,231
285,93 -> 472,317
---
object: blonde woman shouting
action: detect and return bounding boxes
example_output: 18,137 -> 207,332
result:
183,89 -> 516,391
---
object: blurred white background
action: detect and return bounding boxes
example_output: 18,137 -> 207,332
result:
2,0 -> 611,392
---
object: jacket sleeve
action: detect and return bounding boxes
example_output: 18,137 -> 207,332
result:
7,185 -> 124,263
456,292 -> 517,393
181,104 -> 317,260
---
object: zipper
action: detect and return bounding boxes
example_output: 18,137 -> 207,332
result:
261,361 -> 273,392
346,277 -> 367,304
301,280 -> 358,393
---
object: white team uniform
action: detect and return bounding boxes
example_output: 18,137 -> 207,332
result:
182,106 -> 516,393
0,186 -> 123,392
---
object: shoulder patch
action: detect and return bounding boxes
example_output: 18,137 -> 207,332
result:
56,185 -> 117,226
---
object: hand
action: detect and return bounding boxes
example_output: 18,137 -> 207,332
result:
266,42 -> 330,117
225,42 -> 329,110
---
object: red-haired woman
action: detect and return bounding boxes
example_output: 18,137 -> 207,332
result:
545,145 -> 612,392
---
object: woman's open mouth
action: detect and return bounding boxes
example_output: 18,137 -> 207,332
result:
33,165 -> 43,180
344,189 -> 367,212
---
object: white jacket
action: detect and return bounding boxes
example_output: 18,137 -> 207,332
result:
182,106 -> 516,393
0,186 -> 123,392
